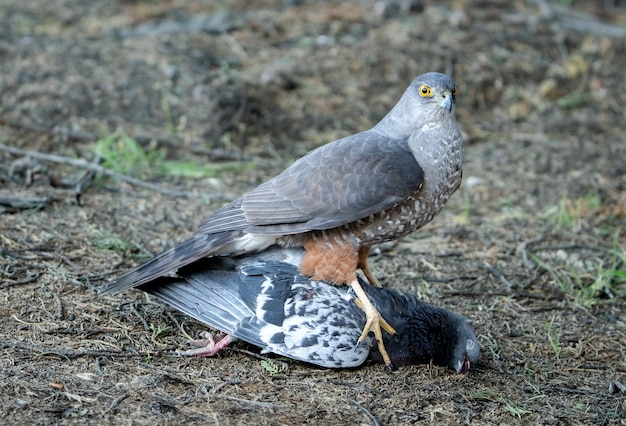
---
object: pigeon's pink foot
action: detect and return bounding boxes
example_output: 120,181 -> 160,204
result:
177,331 -> 235,357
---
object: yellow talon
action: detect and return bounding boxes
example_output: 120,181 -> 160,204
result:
351,280 -> 396,369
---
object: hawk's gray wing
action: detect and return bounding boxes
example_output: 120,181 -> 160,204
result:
196,130 -> 424,235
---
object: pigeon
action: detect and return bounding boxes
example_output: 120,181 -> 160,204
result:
134,248 -> 479,372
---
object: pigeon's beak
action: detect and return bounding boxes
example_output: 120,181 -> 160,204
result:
459,355 -> 471,374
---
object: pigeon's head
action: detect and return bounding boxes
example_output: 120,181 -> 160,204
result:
373,292 -> 480,373
450,318 -> 480,374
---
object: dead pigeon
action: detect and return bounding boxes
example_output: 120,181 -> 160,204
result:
133,248 -> 479,372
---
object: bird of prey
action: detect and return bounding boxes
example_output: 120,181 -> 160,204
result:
101,72 -> 464,368
136,248 -> 480,372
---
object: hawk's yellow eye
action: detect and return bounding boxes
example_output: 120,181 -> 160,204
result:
451,86 -> 458,96
418,84 -> 432,97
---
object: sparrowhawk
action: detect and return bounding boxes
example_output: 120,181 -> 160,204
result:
101,72 -> 464,368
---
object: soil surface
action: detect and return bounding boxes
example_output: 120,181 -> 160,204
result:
1,1 -> 626,425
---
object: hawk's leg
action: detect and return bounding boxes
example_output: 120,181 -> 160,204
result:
351,280 -> 396,369
176,331 -> 235,357
301,238 -> 396,368
358,246 -> 383,288
301,239 -> 359,284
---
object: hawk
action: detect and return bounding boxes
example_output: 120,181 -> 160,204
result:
101,72 -> 464,368
139,248 -> 480,372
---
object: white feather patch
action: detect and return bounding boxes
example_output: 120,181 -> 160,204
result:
222,233 -> 278,253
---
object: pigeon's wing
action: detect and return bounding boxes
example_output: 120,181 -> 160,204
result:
196,132 -> 424,235
235,262 -> 371,368
140,269 -> 255,335
141,255 -> 372,368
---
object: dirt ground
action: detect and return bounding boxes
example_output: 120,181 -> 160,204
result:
1,0 -> 625,424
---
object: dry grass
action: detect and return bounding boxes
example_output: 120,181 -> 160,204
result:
1,0 -> 625,424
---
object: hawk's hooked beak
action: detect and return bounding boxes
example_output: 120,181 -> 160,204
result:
441,90 -> 454,113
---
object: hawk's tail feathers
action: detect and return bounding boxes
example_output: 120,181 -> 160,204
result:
99,231 -> 238,294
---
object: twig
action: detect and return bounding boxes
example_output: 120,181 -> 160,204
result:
45,251 -> 80,270
52,292 -> 64,320
532,243 -> 616,254
190,146 -> 270,165
406,273 -> 480,283
164,311 -> 182,333
94,357 -> 104,375
130,304 -> 151,332
1,340 -> 138,359
0,117 -> 96,142
350,397 -> 382,426
75,154 -> 101,205
0,273 -> 41,289
0,116 -> 180,147
0,195 -> 51,212
0,117 -> 258,164
518,269 -> 539,291
516,235 -> 544,270
445,290 -> 556,301
176,321 -> 196,342
223,346 -> 284,366
102,393 -> 129,414
213,395 -> 290,409
479,264 -> 515,288
225,346 -> 266,360
138,362 -> 197,385
0,143 -> 228,200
